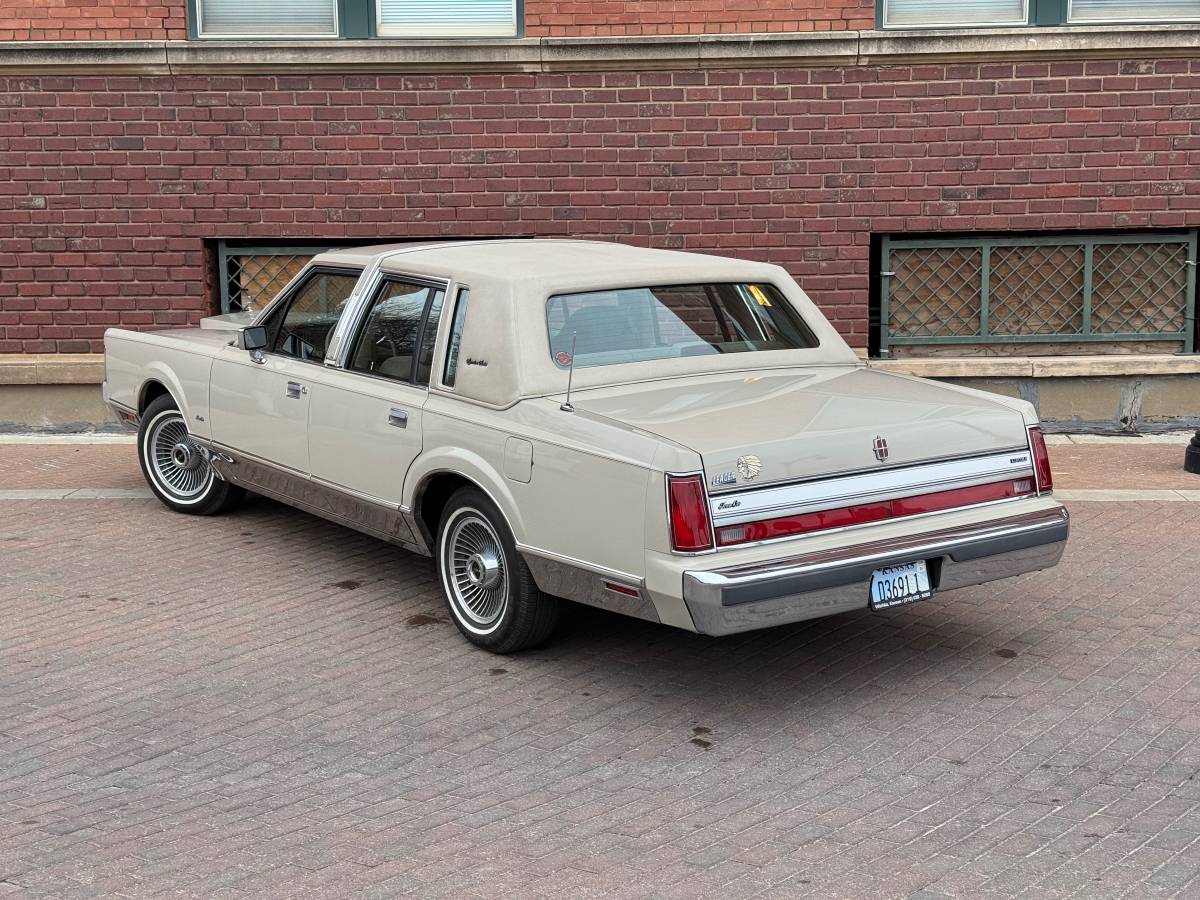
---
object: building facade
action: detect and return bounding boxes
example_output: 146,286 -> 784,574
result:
1,0 -> 1199,430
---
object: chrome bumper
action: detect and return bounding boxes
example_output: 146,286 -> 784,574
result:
683,506 -> 1069,636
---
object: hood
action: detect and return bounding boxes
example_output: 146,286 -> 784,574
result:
200,311 -> 256,331
567,366 -> 1031,490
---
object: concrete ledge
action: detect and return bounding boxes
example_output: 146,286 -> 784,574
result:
0,40 -> 167,74
858,24 -> 1200,65
871,354 -> 1200,379
167,38 -> 543,75
0,354 -> 105,385
3,25 -> 1200,75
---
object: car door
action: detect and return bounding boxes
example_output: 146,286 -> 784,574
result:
210,267 -> 361,475
306,275 -> 447,510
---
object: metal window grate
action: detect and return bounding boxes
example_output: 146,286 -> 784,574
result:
217,242 -> 330,313
879,233 -> 1197,354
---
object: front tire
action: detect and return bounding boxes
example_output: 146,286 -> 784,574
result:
437,488 -> 559,653
137,394 -> 244,516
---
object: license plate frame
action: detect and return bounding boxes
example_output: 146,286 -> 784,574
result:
869,560 -> 933,610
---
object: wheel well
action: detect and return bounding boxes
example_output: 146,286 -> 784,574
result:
415,472 -> 477,548
139,380 -> 171,414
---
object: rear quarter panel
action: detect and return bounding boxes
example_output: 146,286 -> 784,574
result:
413,396 -> 660,579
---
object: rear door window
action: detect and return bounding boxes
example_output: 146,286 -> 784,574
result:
347,278 -> 445,385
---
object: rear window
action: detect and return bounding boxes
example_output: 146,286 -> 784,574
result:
546,283 -> 818,369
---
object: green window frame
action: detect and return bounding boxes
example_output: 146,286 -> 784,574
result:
189,0 -> 522,39
878,0 -> 1200,28
877,232 -> 1198,356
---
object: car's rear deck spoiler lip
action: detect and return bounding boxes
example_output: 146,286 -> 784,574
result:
688,505 -> 1069,608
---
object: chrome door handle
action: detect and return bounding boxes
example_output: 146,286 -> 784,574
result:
286,381 -> 306,399
388,408 -> 408,429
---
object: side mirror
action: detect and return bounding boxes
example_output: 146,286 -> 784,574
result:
240,326 -> 268,352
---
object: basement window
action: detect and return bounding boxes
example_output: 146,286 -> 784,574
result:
874,232 -> 1198,358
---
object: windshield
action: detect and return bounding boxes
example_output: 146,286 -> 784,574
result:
546,283 -> 818,369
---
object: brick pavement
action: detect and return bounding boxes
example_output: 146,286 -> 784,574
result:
1,446 -> 1199,897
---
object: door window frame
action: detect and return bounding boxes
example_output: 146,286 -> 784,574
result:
343,273 -> 450,387
255,264 -> 364,367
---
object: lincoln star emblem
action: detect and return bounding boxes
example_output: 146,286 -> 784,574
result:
736,454 -> 763,481
872,436 -> 889,462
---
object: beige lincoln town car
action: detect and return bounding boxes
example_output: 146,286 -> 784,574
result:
103,240 -> 1068,652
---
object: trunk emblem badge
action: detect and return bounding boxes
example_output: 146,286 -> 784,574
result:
873,436 -> 889,462
736,455 -> 763,481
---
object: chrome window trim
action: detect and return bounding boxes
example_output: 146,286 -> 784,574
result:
709,449 -> 1036,527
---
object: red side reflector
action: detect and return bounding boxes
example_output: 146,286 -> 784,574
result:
1028,426 -> 1054,493
667,474 -> 714,552
603,581 -> 641,597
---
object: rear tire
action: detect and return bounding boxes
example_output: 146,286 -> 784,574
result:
436,488 -> 559,653
137,394 -> 245,516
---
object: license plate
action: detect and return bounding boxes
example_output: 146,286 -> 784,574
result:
870,560 -> 932,610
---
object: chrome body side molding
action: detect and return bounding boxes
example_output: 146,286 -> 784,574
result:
710,448 -> 1036,527
101,381 -> 140,430
518,545 -> 661,624
192,438 -> 431,555
684,506 -> 1069,636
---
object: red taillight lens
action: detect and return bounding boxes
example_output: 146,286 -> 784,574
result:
667,474 -> 714,552
1028,426 -> 1053,493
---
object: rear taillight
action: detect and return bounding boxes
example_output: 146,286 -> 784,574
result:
667,474 -> 714,552
1028,426 -> 1053,493
714,478 -> 1036,547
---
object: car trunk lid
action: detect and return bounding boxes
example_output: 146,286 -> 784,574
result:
567,366 -> 1031,490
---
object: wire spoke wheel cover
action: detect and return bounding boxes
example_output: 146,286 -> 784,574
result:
144,410 -> 214,503
441,508 -> 509,635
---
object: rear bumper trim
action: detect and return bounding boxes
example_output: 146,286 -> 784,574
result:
683,505 -> 1069,635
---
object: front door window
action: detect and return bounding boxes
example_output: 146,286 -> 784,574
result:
272,270 -> 359,364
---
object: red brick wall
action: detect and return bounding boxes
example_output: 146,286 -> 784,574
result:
524,0 -> 873,35
0,2 -> 186,41
3,60 -> 1199,353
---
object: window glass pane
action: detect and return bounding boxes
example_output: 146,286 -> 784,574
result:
199,0 -> 337,35
377,0 -> 517,36
443,288 -> 470,388
273,272 -> 358,364
546,283 -> 818,371
349,280 -> 435,382
414,290 -> 446,387
1070,0 -> 1200,22
883,0 -> 1027,27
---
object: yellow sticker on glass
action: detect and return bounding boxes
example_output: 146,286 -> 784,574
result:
749,284 -> 772,307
